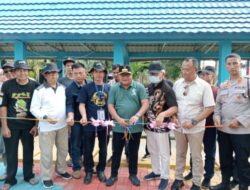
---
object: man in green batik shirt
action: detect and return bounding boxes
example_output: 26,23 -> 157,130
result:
106,65 -> 149,187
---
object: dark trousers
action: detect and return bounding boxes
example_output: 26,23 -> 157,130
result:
3,128 -> 34,185
203,127 -> 216,179
83,129 -> 107,173
217,131 -> 250,186
111,132 -> 142,177
189,128 -> 216,179
71,123 -> 84,171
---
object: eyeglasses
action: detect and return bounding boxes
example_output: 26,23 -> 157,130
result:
4,69 -> 14,74
183,84 -> 189,96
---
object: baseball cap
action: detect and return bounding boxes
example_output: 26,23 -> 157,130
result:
198,66 -> 215,75
148,61 -> 164,74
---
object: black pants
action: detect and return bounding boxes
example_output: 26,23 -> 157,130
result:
217,131 -> 250,186
3,128 -> 34,185
111,132 -> 142,177
83,129 -> 108,173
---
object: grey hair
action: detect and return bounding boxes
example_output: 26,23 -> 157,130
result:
183,57 -> 199,70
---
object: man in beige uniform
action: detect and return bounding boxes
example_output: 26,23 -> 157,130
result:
210,53 -> 250,190
171,57 -> 215,190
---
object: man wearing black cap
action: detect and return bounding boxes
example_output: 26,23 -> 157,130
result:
2,62 -> 15,80
31,63 -> 71,189
58,57 -> 74,87
0,60 -> 39,190
143,61 -> 178,190
78,62 -> 110,184
106,65 -> 149,187
0,62 -> 15,182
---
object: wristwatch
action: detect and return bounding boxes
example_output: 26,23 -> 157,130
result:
191,119 -> 198,126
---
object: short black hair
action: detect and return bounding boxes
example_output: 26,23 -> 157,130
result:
225,53 -> 241,63
72,63 -> 85,70
112,64 -> 121,71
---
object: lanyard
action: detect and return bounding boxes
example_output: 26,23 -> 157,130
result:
94,83 -> 105,101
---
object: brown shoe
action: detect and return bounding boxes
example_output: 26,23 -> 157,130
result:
72,170 -> 81,179
28,177 -> 39,185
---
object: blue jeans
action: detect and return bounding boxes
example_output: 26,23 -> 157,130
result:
70,123 -> 84,171
203,127 -> 216,179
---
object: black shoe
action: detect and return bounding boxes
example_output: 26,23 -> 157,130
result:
84,172 -> 92,184
201,178 -> 211,189
230,179 -> 239,189
97,171 -> 106,182
56,171 -> 72,179
144,172 -> 161,181
141,153 -> 150,161
184,172 -> 193,180
171,179 -> 184,190
191,184 -> 201,190
209,183 -> 231,190
106,176 -> 118,186
129,175 -> 140,186
43,180 -> 54,189
158,179 -> 169,190
239,184 -> 248,190
107,156 -> 112,164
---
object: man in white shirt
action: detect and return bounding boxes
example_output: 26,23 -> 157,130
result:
30,63 -> 71,189
171,58 -> 215,190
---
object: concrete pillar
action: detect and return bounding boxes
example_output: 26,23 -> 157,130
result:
113,41 -> 129,65
14,40 -> 26,61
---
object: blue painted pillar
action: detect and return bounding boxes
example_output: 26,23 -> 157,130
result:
113,41 -> 129,65
56,56 -> 64,78
218,41 -> 232,84
14,40 -> 26,61
196,55 -> 201,70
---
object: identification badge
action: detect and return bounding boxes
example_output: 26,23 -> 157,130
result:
97,109 -> 105,120
219,89 -> 228,96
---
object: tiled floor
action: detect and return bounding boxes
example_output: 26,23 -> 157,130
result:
0,162 -> 194,190
1,132 -> 227,190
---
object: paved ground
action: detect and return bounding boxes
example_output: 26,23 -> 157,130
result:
0,131 -> 232,190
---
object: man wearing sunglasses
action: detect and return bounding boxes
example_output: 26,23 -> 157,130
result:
2,62 -> 15,80
171,58 -> 215,190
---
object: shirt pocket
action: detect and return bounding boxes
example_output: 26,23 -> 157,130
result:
233,89 -> 248,104
219,89 -> 228,103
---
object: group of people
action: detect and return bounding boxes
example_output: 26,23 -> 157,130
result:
0,53 -> 249,190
